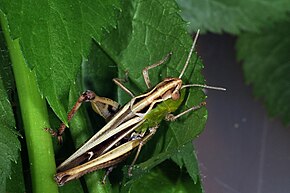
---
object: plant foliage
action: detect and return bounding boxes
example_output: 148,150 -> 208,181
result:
0,0 -> 207,192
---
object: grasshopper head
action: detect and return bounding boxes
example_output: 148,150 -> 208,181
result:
159,77 -> 182,101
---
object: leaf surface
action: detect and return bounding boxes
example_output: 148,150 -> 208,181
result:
237,19 -> 290,125
0,0 -> 120,123
177,0 -> 290,34
122,160 -> 203,193
1,0 -> 208,191
0,32 -> 21,192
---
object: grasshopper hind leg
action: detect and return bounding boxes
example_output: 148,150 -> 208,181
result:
46,90 -> 120,143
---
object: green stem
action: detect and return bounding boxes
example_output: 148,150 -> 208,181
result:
1,12 -> 58,193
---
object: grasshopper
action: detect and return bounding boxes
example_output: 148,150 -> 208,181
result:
49,30 -> 225,185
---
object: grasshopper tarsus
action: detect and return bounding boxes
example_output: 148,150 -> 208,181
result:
57,136 -> 63,144
45,126 -> 65,144
128,166 -> 133,177
102,166 -> 115,184
56,123 -> 67,143
45,127 -> 58,137
44,126 -> 64,144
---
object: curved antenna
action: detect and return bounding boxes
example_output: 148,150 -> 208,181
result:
179,29 -> 200,79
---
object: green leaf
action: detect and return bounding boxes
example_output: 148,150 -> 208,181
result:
59,181 -> 84,193
6,157 -> 25,193
122,160 -> 203,193
83,41 -> 118,100
0,0 -> 120,123
171,143 -> 199,183
176,0 -> 290,34
237,19 -> 290,125
0,26 -> 14,93
0,76 -> 21,193
0,24 -> 21,193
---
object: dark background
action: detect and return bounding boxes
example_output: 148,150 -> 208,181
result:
194,34 -> 290,193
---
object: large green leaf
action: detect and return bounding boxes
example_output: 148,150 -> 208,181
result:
0,0 -> 120,123
6,157 -> 25,193
0,74 -> 21,193
122,160 -> 203,193
171,142 -> 199,183
237,19 -> 290,125
177,0 -> 290,34
0,30 -> 21,193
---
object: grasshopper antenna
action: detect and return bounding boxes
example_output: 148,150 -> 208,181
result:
181,84 -> 226,91
179,30 -> 226,91
178,29 -> 226,91
179,29 -> 200,79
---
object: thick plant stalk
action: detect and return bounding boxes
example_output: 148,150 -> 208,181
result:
1,12 -> 58,193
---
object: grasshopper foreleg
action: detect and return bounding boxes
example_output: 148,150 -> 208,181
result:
142,52 -> 172,89
113,71 -> 136,97
165,101 -> 206,121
